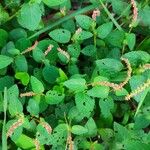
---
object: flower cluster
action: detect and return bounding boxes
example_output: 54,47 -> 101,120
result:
92,57 -> 132,91
41,122 -> 52,134
125,79 -> 150,100
7,117 -> 24,138
66,134 -> 74,150
130,0 -> 138,27
44,44 -> 54,56
21,41 -> 38,54
34,138 -> 40,150
20,91 -> 36,97
142,64 -> 150,71
57,47 -> 70,62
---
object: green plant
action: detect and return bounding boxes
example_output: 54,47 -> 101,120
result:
0,0 -> 150,149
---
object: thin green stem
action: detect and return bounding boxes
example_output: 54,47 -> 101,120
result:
7,12 -> 18,22
2,87 -> 8,150
28,5 -> 96,39
98,0 -> 123,31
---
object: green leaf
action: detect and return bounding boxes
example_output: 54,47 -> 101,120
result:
85,118 -> 97,137
36,123 -> 50,145
7,48 -> 20,56
6,119 -> 23,141
111,0 -> 130,16
96,58 -> 123,75
106,30 -> 125,48
0,55 -> 13,69
9,28 -> 27,41
125,33 -> 136,50
8,95 -> 23,116
0,76 -> 14,92
123,51 -> 150,66
8,84 -> 19,98
15,134 -> 35,149
0,5 -> 9,25
75,92 -> 95,118
14,55 -> 28,72
17,3 -> 42,30
56,69 -> 68,83
97,22 -> 113,39
123,140 -> 150,150
75,15 -> 93,30
114,122 -> 131,142
129,75 -> 148,103
15,38 -> 31,52
30,76 -> 44,93
71,125 -> 88,135
81,45 -> 96,57
75,30 -> 93,41
49,29 -> 71,43
43,0 -> 67,7
115,88 -> 128,96
64,78 -> 87,92
42,65 -> 59,84
0,29 -> 8,47
32,47 -> 44,63
139,5 -> 150,28
27,98 -> 39,116
98,128 -> 114,141
45,90 -> 65,105
58,52 -> 69,64
67,43 -> 81,58
99,97 -> 114,118
49,124 -> 68,146
134,114 -> 150,130
15,72 -> 30,86
87,86 -> 109,98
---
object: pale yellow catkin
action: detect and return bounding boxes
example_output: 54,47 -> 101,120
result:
41,122 -> 52,134
92,57 -> 132,91
57,47 -> 70,61
7,118 -> 24,138
34,138 -> 40,150
20,91 -> 36,97
21,41 -> 38,54
125,79 -> 150,100
44,44 -> 54,56
67,134 -> 74,150
142,64 -> 150,71
130,0 -> 138,27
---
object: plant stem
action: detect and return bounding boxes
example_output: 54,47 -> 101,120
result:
28,5 -> 96,39
2,87 -> 8,150
98,0 -> 123,31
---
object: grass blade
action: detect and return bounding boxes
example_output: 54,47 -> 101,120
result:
2,87 -> 8,150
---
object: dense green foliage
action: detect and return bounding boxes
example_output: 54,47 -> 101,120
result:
0,0 -> 150,149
